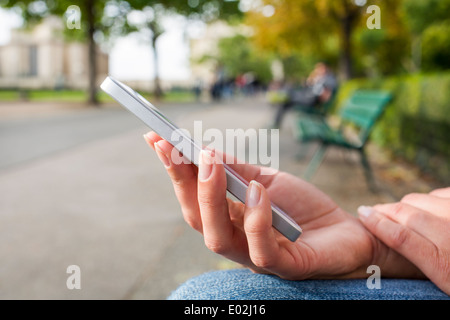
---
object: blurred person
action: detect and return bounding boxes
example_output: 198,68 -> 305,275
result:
273,62 -> 338,128
143,132 -> 449,299
193,78 -> 203,101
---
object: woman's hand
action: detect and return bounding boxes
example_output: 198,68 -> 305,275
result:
143,132 -> 421,280
358,188 -> 450,295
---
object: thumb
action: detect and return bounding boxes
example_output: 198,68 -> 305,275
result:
243,181 -> 280,270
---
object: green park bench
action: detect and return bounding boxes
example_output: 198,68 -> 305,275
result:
294,90 -> 392,191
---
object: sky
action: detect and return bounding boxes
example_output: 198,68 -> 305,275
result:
0,8 -> 196,81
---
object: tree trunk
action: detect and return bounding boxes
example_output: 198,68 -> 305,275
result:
340,14 -> 353,80
338,1 -> 360,80
411,35 -> 422,72
86,0 -> 99,105
151,35 -> 163,100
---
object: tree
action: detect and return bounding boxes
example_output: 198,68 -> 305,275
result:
206,34 -> 273,84
125,5 -> 165,99
1,0 -> 134,105
401,0 -> 450,71
244,0 -> 406,80
245,0 -> 363,79
421,22 -> 450,71
1,0 -> 241,103
354,1 -> 411,76
124,0 -> 242,99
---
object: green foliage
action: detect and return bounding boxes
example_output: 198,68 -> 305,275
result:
421,22 -> 450,71
336,73 -> 450,183
401,0 -> 450,72
213,34 -> 273,84
244,0 -> 450,78
1,0 -> 241,42
401,0 -> 450,34
280,53 -> 317,82
0,0 -> 243,102
354,27 -> 410,76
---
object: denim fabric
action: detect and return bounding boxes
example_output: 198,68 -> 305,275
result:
168,269 -> 449,300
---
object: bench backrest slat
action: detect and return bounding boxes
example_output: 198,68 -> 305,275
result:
339,90 -> 392,143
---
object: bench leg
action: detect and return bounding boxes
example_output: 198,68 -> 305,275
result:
303,143 -> 327,181
360,148 -> 378,193
295,141 -> 312,160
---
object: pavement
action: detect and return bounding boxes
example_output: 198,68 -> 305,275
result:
0,97 -> 437,299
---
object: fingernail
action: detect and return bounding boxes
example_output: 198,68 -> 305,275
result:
143,132 -> 156,148
358,205 -> 374,218
198,150 -> 213,181
247,180 -> 262,208
154,141 -> 171,168
143,132 -> 152,140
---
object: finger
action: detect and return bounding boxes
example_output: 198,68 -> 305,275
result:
154,139 -> 202,232
143,131 -> 163,150
358,206 -> 439,279
219,150 -> 337,222
243,180 -> 283,272
372,202 -> 447,242
400,193 -> 450,218
429,187 -> 450,199
226,197 -> 245,230
197,150 -> 235,254
213,149 -> 271,184
145,135 -> 273,186
208,149 -> 338,222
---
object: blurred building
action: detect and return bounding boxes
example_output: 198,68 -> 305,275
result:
189,21 -> 241,87
0,16 -> 108,90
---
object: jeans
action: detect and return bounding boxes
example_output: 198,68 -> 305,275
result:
168,269 -> 449,300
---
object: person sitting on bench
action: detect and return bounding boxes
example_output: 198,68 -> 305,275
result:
273,62 -> 338,128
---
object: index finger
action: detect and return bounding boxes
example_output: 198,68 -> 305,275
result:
145,133 -> 267,184
212,149 -> 277,187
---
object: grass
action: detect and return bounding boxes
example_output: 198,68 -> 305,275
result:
29,90 -> 89,102
0,89 -> 196,104
0,90 -> 19,101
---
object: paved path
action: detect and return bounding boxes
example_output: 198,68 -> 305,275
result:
0,98 -> 395,299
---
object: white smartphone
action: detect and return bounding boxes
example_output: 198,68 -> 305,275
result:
100,76 -> 302,242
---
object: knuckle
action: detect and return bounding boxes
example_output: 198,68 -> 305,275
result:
367,212 -> 383,234
204,238 -> 229,255
251,254 -> 275,269
244,222 -> 268,237
389,225 -> 410,249
441,258 -> 450,287
197,196 -> 215,209
170,177 -> 188,194
390,202 -> 404,216
183,214 -> 202,233
435,249 -> 450,279
401,192 -> 421,204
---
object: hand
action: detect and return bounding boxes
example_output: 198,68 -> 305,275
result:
358,188 -> 450,295
143,132 -> 421,280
